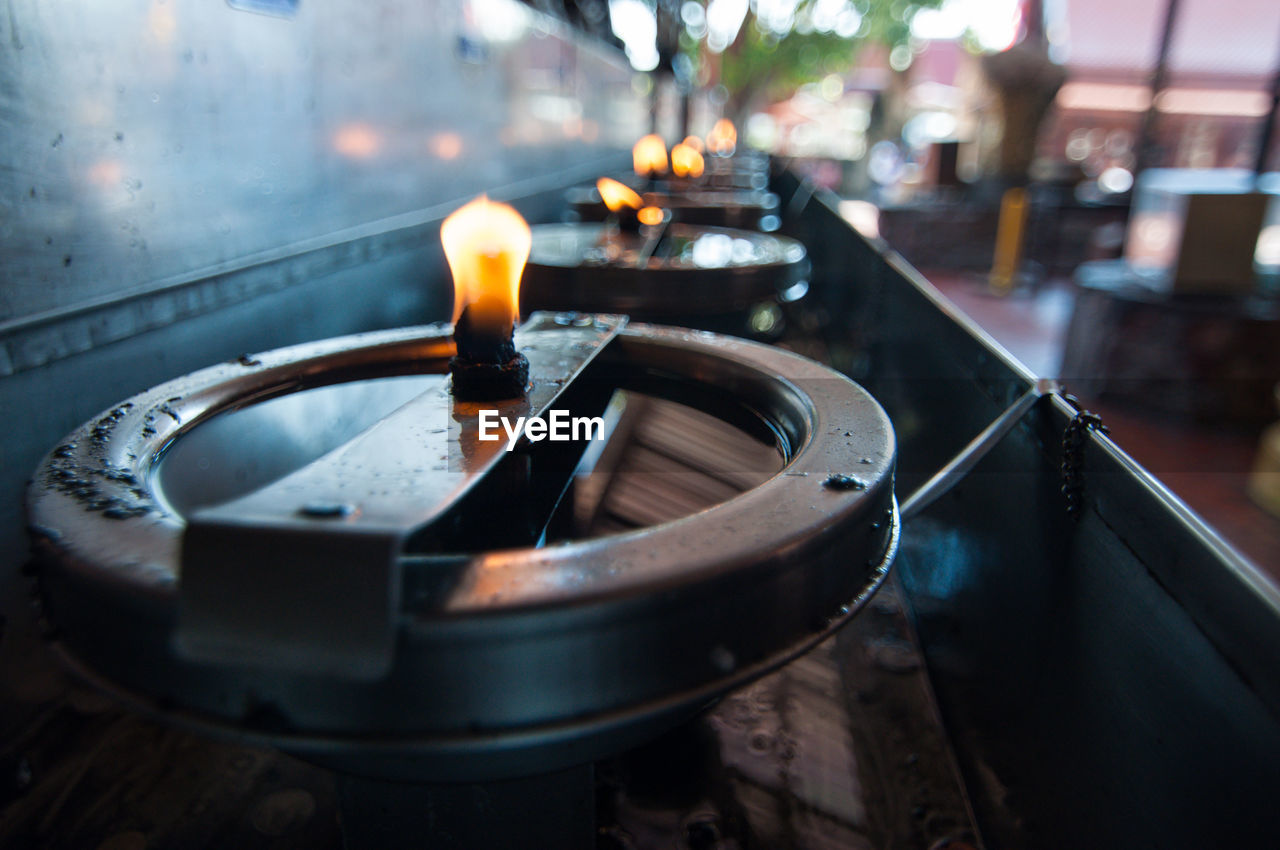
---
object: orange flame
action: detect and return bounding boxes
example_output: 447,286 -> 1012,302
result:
671,143 -> 705,178
597,177 -> 642,212
632,134 -> 668,176
706,119 -> 737,155
441,196 -> 531,332
682,135 -> 705,153
637,206 -> 664,226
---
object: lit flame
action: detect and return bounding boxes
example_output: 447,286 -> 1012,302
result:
637,206 -> 664,226
441,197 -> 531,334
632,134 -> 668,176
597,177 -> 642,212
706,119 -> 737,155
682,135 -> 705,153
670,143 -> 705,178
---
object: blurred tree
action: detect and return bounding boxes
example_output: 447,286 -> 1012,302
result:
689,0 -> 945,123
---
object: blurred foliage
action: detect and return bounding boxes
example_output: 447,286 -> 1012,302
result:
692,0 -> 945,118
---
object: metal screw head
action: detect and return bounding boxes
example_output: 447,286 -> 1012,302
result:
298,502 -> 355,519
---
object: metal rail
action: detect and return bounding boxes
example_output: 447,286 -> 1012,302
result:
900,378 -> 1058,521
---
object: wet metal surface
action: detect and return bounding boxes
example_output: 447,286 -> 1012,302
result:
177,312 -> 625,678
0,0 -> 645,691
158,374 -> 445,516
0,0 -> 642,333
25,319 -> 897,780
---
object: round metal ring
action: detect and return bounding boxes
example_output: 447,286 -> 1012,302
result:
566,186 -> 780,229
522,223 -> 808,320
26,323 -> 897,780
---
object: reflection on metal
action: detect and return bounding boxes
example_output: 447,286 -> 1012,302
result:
0,0 -> 644,361
634,211 -> 670,266
178,313 -> 625,678
570,391 -> 784,533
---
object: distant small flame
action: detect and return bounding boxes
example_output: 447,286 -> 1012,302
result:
682,135 -> 705,153
633,134 -> 669,176
706,119 -> 737,156
597,177 -> 642,212
441,196 -> 531,334
671,143 -> 705,178
637,206 -> 664,226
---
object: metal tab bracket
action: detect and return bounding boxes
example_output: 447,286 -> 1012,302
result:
1060,392 -> 1110,519
176,313 -> 626,679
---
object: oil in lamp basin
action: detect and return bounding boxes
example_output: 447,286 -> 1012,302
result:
25,197 -> 895,783
521,222 -> 809,320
